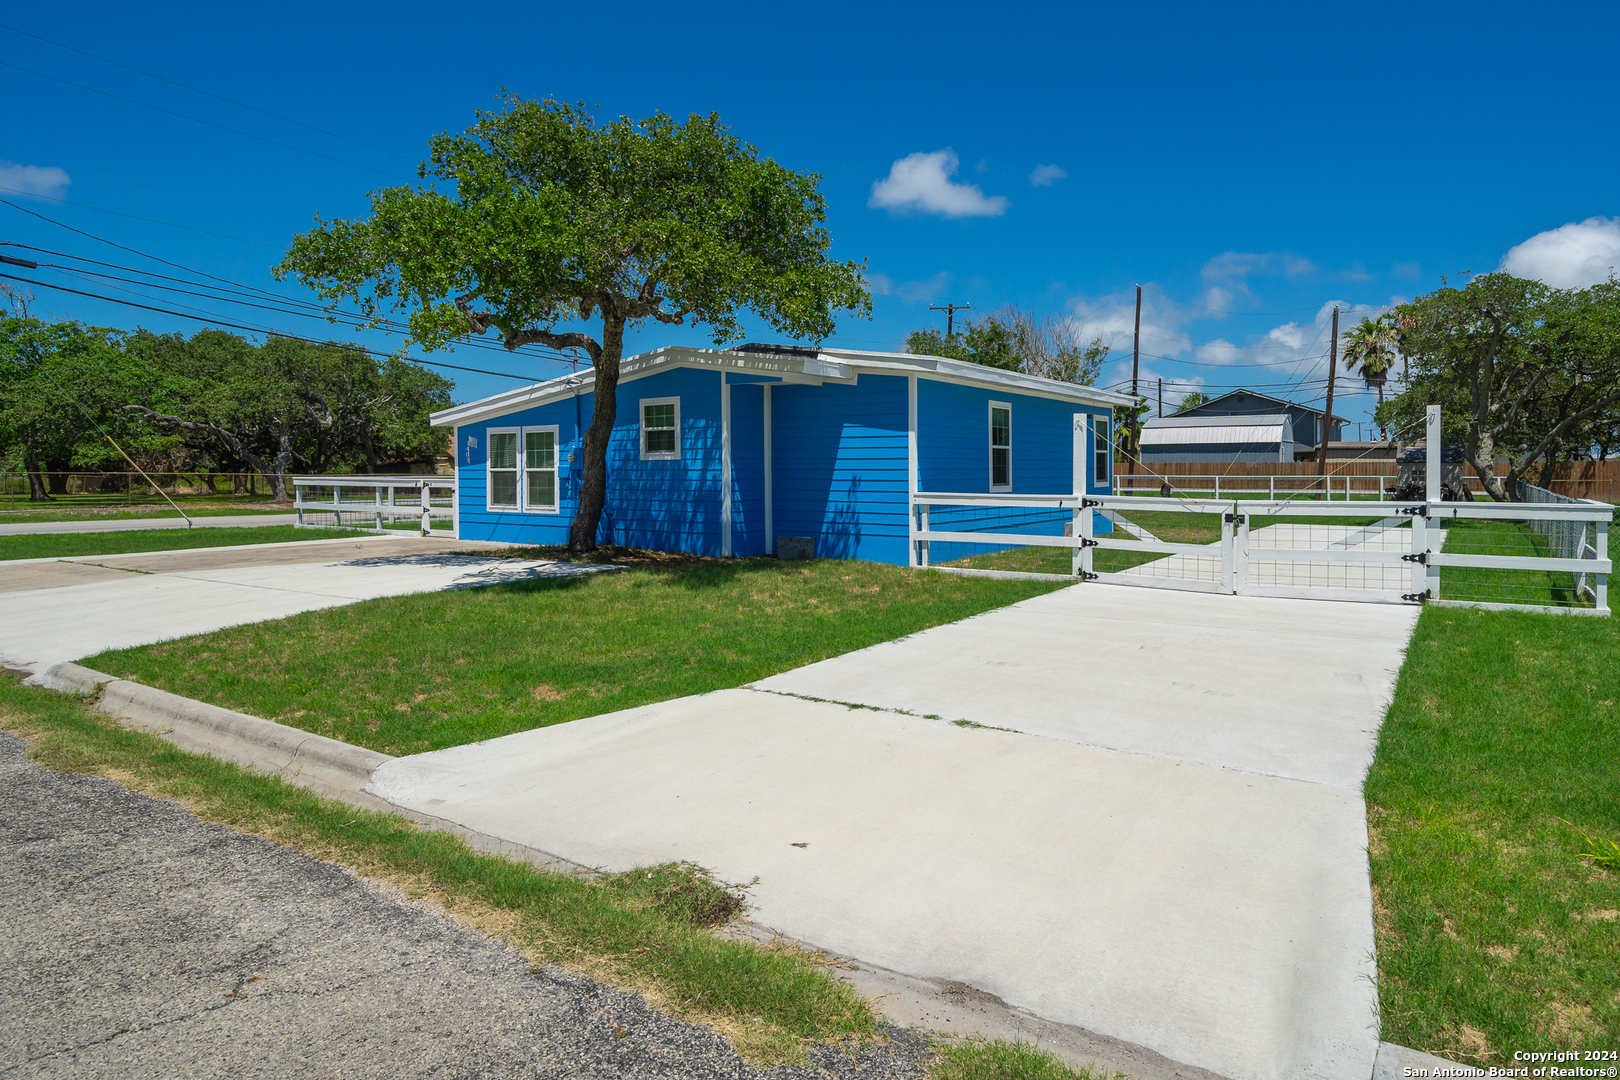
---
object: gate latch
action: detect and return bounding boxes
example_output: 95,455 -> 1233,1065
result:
1401,589 -> 1431,603
1081,497 -> 1102,508
1398,505 -> 1428,517
1079,570 -> 1099,581
1224,512 -> 1247,525
1401,552 -> 1428,564
1078,537 -> 1099,548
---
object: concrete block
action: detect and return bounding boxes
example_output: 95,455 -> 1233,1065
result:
776,536 -> 815,560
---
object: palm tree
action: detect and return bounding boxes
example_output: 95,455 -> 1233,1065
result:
1340,315 -> 1398,436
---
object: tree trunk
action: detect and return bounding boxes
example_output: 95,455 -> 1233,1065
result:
1467,432 -> 1513,502
569,315 -> 625,553
20,443 -> 52,501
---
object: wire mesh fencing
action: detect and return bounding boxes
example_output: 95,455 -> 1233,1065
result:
293,476 -> 457,534
919,501 -> 1075,576
1242,513 -> 1414,594
1516,481 -> 1602,602
0,470 -> 275,508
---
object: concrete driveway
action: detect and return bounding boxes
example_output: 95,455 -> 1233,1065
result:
0,536 -> 610,673
370,584 -> 1418,1080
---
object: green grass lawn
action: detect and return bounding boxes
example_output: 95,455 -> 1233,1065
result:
0,525 -> 374,561
1438,518 -> 1589,608
1367,606 -> 1620,1063
0,505 -> 290,524
84,556 -> 1067,755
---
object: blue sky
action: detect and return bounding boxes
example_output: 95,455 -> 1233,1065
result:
4,0 -> 1618,436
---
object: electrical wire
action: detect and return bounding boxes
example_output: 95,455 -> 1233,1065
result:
0,185 -> 276,247
0,272 -> 538,381
0,61 -> 413,181
0,22 -> 416,162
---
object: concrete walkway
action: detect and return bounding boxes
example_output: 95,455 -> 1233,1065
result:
0,513 -> 297,536
0,537 -> 610,673
370,585 -> 1418,1080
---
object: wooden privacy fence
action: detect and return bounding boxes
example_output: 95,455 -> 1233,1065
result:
1114,459 -> 1620,501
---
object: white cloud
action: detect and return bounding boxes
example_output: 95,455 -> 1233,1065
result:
869,150 -> 1008,219
1500,217 -> 1620,289
1200,252 -> 1318,302
1195,339 -> 1243,365
868,270 -> 954,304
0,160 -> 70,199
1029,164 -> 1067,188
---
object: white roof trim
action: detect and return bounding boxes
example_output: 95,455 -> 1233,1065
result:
430,344 -> 1133,428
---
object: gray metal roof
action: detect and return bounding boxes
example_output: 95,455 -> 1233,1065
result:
1140,412 -> 1292,446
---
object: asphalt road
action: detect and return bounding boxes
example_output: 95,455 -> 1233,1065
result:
0,733 -> 931,1079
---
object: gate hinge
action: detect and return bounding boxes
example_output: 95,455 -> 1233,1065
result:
1401,590 -> 1431,603
1078,537 -> 1099,548
1081,497 -> 1102,508
1401,552 -> 1428,564
1224,512 -> 1247,525
1398,505 -> 1428,517
1079,570 -> 1099,581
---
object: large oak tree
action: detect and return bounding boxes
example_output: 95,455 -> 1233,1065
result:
277,98 -> 870,552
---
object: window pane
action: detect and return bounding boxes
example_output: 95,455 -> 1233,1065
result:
646,427 -> 677,455
491,471 -> 518,507
643,403 -> 675,429
525,430 -> 554,469
1094,419 -> 1110,483
992,447 -> 1010,487
527,470 -> 555,508
489,431 -> 517,469
991,407 -> 1010,448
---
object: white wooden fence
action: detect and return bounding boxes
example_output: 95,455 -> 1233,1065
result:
292,475 -> 456,537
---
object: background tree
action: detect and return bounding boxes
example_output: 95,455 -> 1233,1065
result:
906,303 -> 1108,385
1340,314 -> 1399,435
1173,390 -> 1210,413
1378,273 -> 1620,500
0,317 -> 156,500
278,97 -> 870,552
125,329 -> 453,498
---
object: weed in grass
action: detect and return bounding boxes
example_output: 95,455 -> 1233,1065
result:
1560,818 -> 1620,868
86,556 -> 1064,755
928,1038 -> 1124,1080
1365,606 -> 1620,1063
0,675 -> 877,1066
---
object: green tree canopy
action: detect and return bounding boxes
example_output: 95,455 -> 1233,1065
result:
127,330 -> 454,499
1173,390 -> 1210,413
1378,273 -> 1620,500
905,304 -> 1108,385
0,317 -> 159,499
277,97 -> 870,551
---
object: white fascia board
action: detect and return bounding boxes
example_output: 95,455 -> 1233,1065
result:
430,342 -> 1129,427
824,349 -> 1134,408
430,346 -> 852,428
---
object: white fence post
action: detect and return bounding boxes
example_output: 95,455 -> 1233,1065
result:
1597,519 -> 1610,614
1079,495 -> 1094,578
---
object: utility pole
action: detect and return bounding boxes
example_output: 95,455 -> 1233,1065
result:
1129,284 -> 1143,465
929,302 -> 971,338
1316,305 -> 1340,478
1158,377 -> 1163,418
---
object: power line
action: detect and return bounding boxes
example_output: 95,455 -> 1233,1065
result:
0,60 -> 412,181
0,271 -> 538,382
0,185 -> 276,247
0,22 -> 415,162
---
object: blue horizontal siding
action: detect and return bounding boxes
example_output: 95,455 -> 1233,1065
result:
770,375 -> 908,564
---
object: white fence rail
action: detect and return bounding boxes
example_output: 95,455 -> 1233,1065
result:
293,475 -> 456,537
910,490 -> 1612,614
1115,473 -> 1395,499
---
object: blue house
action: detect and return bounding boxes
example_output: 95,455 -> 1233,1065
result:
430,344 -> 1131,565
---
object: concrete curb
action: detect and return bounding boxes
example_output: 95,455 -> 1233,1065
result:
1372,1041 -> 1475,1078
28,662 -> 390,801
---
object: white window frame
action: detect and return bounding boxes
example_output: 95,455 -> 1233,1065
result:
521,425 -> 561,514
640,396 -> 681,461
988,400 -> 1012,492
486,426 -> 521,512
1093,415 -> 1112,488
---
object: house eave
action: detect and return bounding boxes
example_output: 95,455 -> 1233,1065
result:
430,344 -> 1133,428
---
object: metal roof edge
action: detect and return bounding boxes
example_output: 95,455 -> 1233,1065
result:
432,343 -> 1132,427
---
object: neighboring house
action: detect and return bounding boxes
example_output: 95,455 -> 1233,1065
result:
430,343 -> 1132,564
1139,390 -> 1348,464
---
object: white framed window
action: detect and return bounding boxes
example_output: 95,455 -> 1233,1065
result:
640,396 -> 680,461
989,401 -> 1012,491
486,427 -> 520,510
523,426 -> 559,513
1093,416 -> 1111,487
